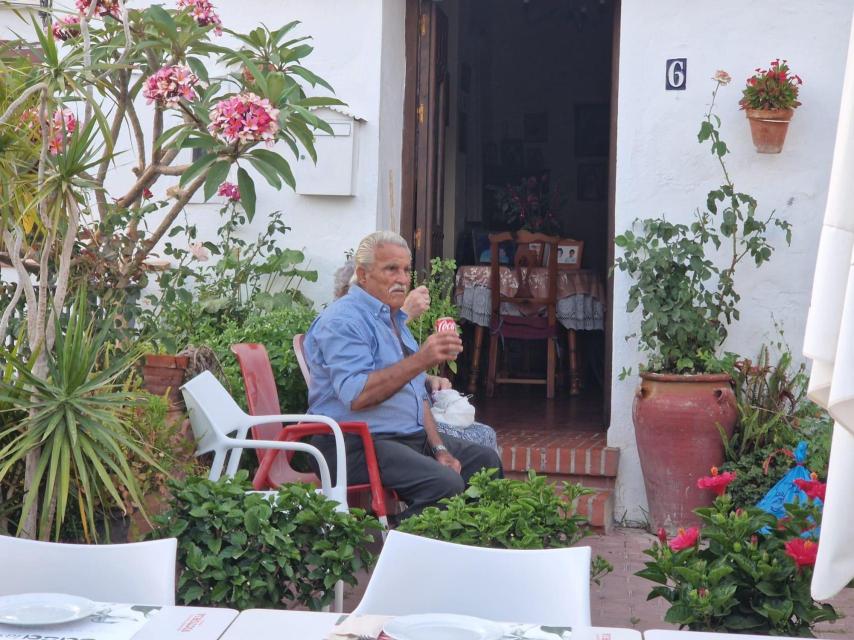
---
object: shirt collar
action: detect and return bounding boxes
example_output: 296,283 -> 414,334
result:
348,284 -> 408,322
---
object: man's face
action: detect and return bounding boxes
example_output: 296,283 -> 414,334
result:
357,243 -> 412,311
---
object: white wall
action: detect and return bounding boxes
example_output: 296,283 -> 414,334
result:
0,0 -> 405,307
611,0 -> 853,522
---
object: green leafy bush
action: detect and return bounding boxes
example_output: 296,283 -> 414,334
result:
613,77 -> 791,374
151,471 -> 379,610
188,305 -> 317,412
638,492 -> 838,635
398,469 -> 612,582
409,257 -> 460,346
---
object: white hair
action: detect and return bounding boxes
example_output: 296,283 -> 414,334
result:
333,257 -> 355,299
349,231 -> 411,285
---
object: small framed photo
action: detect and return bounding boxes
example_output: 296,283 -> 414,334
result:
555,239 -> 584,270
526,242 -> 545,266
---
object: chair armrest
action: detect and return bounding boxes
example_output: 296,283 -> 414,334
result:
232,413 -> 348,508
223,437 -> 348,511
253,421 -> 390,518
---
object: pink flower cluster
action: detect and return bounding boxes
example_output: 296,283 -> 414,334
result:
75,0 -> 122,20
143,65 -> 199,109
49,108 -> 78,155
189,242 -> 210,262
22,108 -> 80,155
52,15 -> 82,41
208,93 -> 280,146
176,0 -> 222,36
217,181 -> 240,201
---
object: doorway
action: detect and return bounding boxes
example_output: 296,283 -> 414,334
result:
402,0 -> 619,430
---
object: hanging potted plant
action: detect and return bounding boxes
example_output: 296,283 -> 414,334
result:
739,59 -> 803,153
614,71 -> 793,531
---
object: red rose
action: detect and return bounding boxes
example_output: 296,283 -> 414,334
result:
785,538 -> 818,569
669,526 -> 700,552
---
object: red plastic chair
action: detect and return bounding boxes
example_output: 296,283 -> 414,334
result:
230,342 -> 397,527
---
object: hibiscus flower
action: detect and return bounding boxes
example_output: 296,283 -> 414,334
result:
785,538 -> 818,569
697,466 -> 736,496
668,526 -> 699,552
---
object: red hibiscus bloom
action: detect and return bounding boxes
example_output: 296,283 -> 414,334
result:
793,476 -> 826,502
697,467 -> 736,496
669,527 -> 700,552
785,538 -> 818,569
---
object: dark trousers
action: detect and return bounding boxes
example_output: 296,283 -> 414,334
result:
311,431 -> 503,519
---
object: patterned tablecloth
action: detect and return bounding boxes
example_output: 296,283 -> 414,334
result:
455,266 -> 606,331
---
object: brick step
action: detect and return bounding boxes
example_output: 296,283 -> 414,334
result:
495,429 -> 618,532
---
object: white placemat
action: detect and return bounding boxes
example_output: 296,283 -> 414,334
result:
0,603 -> 159,640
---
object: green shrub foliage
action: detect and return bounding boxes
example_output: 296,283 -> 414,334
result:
398,469 -> 612,583
151,471 -> 379,611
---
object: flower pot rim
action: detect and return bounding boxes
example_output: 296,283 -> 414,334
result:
144,353 -> 190,368
745,107 -> 794,121
639,371 -> 733,383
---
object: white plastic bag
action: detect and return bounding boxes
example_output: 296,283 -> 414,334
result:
430,389 -> 476,428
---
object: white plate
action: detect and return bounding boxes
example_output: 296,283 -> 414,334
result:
0,593 -> 98,626
383,613 -> 505,640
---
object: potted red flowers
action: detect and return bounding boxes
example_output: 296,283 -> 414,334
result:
739,59 -> 803,153
637,469 -> 838,635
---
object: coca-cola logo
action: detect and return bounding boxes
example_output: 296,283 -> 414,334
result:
434,317 -> 457,333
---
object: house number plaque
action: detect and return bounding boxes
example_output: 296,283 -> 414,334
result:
665,58 -> 687,90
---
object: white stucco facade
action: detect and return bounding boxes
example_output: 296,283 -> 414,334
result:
610,0 -> 853,521
3,0 -> 853,521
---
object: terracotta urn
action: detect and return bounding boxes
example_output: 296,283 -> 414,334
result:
745,108 -> 794,154
632,372 -> 738,532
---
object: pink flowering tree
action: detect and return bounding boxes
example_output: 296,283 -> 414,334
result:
0,1 -> 340,539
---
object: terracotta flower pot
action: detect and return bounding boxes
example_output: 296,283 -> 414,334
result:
632,372 -> 738,532
141,354 -> 190,407
745,108 -> 794,154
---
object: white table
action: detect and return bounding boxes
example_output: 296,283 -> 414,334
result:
0,604 -> 238,640
644,630 -> 802,640
220,609 -> 642,640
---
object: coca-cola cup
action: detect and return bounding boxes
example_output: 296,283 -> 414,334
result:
434,317 -> 457,333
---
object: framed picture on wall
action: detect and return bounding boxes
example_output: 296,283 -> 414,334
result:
555,239 -> 584,270
523,112 -> 548,143
577,162 -> 608,202
574,103 -> 610,157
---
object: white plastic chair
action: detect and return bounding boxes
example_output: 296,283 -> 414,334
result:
181,370 -> 349,612
352,530 -> 592,627
0,536 -> 177,605
181,371 -> 348,509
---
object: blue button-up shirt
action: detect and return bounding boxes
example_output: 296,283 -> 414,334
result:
304,285 -> 427,435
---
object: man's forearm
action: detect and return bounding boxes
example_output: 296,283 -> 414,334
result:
350,351 -> 428,410
421,399 -> 445,451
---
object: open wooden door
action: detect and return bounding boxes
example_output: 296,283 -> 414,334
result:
402,0 -> 449,273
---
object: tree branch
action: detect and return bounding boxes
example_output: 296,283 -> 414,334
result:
0,82 -> 48,126
119,171 -> 209,285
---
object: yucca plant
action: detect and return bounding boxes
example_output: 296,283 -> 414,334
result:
0,293 -> 153,540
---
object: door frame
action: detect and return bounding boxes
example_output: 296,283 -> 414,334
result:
400,0 -> 621,426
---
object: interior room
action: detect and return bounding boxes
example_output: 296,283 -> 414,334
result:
431,0 -> 615,429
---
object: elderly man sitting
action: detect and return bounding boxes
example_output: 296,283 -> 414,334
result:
305,231 -> 503,519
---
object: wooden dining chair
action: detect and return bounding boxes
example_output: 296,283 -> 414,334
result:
486,230 -> 560,398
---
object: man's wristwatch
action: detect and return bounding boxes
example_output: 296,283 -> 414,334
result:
431,443 -> 449,456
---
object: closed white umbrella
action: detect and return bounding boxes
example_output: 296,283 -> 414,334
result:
804,13 -> 854,601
